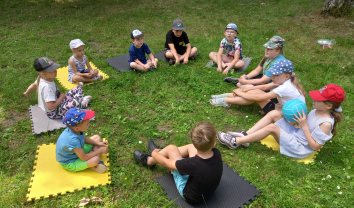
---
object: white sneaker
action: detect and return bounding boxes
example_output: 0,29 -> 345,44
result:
80,96 -> 92,109
227,131 -> 250,147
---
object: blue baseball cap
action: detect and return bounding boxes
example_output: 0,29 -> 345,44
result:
268,59 -> 294,75
62,108 -> 95,127
225,23 -> 238,31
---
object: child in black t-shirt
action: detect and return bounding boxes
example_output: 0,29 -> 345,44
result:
164,19 -> 198,66
133,121 -> 223,204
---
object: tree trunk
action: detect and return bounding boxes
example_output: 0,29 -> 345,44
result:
321,0 -> 353,17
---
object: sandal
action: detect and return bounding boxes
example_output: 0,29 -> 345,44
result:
95,75 -> 103,81
209,98 -> 230,108
211,93 -> 228,99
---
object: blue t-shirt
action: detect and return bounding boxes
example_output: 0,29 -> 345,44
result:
56,127 -> 85,164
128,43 -> 152,64
263,54 -> 286,77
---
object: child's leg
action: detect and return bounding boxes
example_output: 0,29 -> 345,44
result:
165,51 -> 182,60
177,144 -> 198,158
225,96 -> 254,105
247,110 -> 283,134
189,47 -> 198,57
72,74 -> 96,83
237,83 -> 254,89
209,52 -> 218,63
130,62 -> 148,72
86,135 -> 103,167
86,69 -> 99,79
23,83 -> 37,100
236,124 -> 280,145
147,145 -> 183,166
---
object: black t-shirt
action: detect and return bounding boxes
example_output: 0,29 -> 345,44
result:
175,148 -> 223,204
164,30 -> 190,50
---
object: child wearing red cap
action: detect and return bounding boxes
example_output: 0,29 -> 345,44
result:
217,84 -> 345,159
56,108 -> 108,173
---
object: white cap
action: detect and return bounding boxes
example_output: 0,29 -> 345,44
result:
69,39 -> 85,49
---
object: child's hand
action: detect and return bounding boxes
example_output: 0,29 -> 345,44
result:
99,146 -> 109,154
293,110 -> 308,127
144,64 -> 150,70
59,93 -> 66,101
222,68 -> 229,75
232,88 -> 242,97
151,148 -> 161,157
175,57 -> 180,66
98,141 -> 108,147
217,66 -> 222,72
183,57 -> 189,64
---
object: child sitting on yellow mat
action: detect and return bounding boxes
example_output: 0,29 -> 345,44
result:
56,108 -> 108,173
68,39 -> 103,86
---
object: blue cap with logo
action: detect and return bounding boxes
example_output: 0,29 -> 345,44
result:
268,59 -> 294,75
62,108 -> 95,127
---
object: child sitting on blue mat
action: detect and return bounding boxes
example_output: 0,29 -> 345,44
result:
56,108 -> 108,173
68,39 -> 103,86
129,29 -> 158,72
209,23 -> 244,74
133,121 -> 223,204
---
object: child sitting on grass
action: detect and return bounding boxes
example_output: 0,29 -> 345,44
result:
128,29 -> 158,72
224,36 -> 286,87
31,57 -> 92,118
133,121 -> 223,204
164,19 -> 198,66
68,39 -> 103,86
217,84 -> 345,159
56,108 -> 108,173
209,23 -> 244,74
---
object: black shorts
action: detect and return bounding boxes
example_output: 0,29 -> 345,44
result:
262,98 -> 279,114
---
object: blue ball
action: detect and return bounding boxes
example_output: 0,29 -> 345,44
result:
282,99 -> 308,122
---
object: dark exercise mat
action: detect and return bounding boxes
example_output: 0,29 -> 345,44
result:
205,57 -> 252,73
156,163 -> 261,208
105,53 -> 131,72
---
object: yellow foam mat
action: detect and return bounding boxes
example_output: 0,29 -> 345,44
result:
56,62 -> 109,90
26,141 -> 111,201
260,135 -> 319,164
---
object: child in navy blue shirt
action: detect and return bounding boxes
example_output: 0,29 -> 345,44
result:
128,29 -> 158,72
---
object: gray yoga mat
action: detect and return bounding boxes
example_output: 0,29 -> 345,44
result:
156,163 -> 261,208
29,105 -> 66,135
105,53 -> 132,72
205,57 -> 252,73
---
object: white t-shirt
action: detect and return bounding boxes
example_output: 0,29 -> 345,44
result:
272,79 -> 305,105
36,78 -> 59,112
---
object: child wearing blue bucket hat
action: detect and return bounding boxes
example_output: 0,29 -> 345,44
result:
210,59 -> 306,115
209,23 -> 245,74
56,108 -> 108,173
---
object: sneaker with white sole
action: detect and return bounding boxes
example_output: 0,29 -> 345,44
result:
226,131 -> 250,147
89,161 -> 107,173
77,82 -> 84,87
80,95 -> 92,109
217,131 -> 239,149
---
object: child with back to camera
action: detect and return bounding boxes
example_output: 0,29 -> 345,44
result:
128,29 -> 158,72
217,84 -> 345,159
164,19 -> 198,66
210,59 -> 306,115
68,39 -> 103,86
32,57 -> 92,119
209,23 -> 244,74
133,121 -> 223,204
224,36 -> 286,88
56,108 -> 108,173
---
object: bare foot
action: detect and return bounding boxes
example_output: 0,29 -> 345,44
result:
23,92 -> 30,100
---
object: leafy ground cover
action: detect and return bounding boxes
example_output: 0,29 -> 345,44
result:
0,0 -> 353,207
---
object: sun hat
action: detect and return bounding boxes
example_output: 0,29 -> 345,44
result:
263,36 -> 285,49
69,39 -> 85,49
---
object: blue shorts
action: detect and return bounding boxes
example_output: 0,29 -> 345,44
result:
173,161 -> 189,199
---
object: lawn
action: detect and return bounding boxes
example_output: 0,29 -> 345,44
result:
0,0 -> 353,207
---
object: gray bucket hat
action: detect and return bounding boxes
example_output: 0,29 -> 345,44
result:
263,36 -> 285,49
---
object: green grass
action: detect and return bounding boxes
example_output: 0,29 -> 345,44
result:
0,0 -> 353,207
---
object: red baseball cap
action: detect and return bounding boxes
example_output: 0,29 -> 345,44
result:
309,84 -> 345,103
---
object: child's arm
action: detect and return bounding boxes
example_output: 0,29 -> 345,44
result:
151,149 -> 177,170
223,51 -> 241,75
216,47 -> 224,72
46,93 -> 66,111
69,58 -> 91,78
240,82 -> 278,93
294,111 -> 330,151
233,88 -> 278,102
148,53 -> 157,67
74,146 -> 107,162
168,43 -> 180,65
85,56 -> 94,75
183,43 -> 192,64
